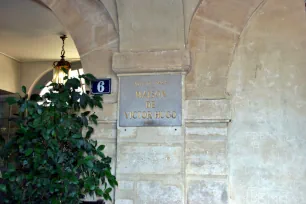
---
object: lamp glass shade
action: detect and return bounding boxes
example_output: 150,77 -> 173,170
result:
52,65 -> 70,84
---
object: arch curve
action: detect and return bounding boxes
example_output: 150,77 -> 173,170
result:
28,68 -> 52,96
186,0 -> 264,99
34,0 -> 119,101
37,0 -> 118,57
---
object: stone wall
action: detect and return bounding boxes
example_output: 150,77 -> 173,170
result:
185,100 -> 230,204
227,0 -> 306,203
113,50 -> 189,204
34,0 -> 306,203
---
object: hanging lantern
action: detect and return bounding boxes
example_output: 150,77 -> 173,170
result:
52,35 -> 71,84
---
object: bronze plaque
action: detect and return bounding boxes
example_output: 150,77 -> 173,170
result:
119,74 -> 182,127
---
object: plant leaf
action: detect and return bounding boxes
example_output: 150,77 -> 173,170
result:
97,145 -> 105,151
22,86 -> 27,94
6,97 -> 17,105
25,148 -> 33,156
0,184 -> 7,193
95,188 -> 103,196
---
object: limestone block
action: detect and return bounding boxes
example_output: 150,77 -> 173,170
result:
186,141 -> 227,175
91,122 -> 116,139
185,100 -> 231,121
118,127 -> 137,138
112,50 -> 190,74
187,180 -> 228,204
186,81 -> 228,99
115,190 -> 135,203
193,50 -> 231,78
38,0 -> 56,8
183,0 -> 201,43
189,17 -> 238,51
81,49 -> 118,103
100,0 -> 118,31
118,181 -> 134,190
195,0 -> 262,33
118,127 -> 183,144
186,49 -> 232,99
116,0 -> 185,51
52,0 -> 117,55
90,103 -> 117,121
186,123 -> 227,140
100,142 -> 116,158
187,17 -> 238,99
116,199 -> 133,204
117,145 -> 182,174
136,181 -> 183,204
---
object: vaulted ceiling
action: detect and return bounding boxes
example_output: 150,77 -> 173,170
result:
0,0 -> 79,62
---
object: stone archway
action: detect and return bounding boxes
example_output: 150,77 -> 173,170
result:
37,0 -> 118,56
27,1 -> 306,203
37,0 -> 119,99
187,0 -> 265,100
185,0 -> 265,203
188,0 -> 306,204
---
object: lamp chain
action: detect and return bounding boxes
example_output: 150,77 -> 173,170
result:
60,35 -> 67,59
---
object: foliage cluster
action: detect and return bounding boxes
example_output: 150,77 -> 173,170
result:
0,72 -> 117,203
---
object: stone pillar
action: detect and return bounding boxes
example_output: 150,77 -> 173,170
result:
185,100 -> 230,204
112,50 -> 190,204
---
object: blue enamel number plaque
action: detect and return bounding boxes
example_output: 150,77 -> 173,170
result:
91,79 -> 111,95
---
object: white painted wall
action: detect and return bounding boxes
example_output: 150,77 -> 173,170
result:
20,61 -> 53,90
0,54 -> 20,93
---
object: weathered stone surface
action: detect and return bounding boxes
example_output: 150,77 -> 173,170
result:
189,16 -> 238,51
196,0 -> 263,33
52,0 -> 118,55
118,181 -> 134,190
100,0 -> 118,31
185,100 -> 231,121
227,0 -> 306,203
112,50 -> 190,74
117,145 -> 182,174
187,15 -> 238,99
186,0 -> 263,100
187,180 -> 227,204
116,199 -> 133,204
118,127 -> 137,139
81,49 -> 118,103
186,123 -> 227,139
186,141 -> 227,175
136,181 -> 183,204
91,122 -> 116,139
38,0 -> 56,8
186,79 -> 228,99
183,0 -> 201,43
118,127 -> 183,144
116,0 -> 185,51
93,103 -> 117,121
186,48 -> 232,99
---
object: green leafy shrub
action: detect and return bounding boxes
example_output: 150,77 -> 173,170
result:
0,72 -> 117,203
